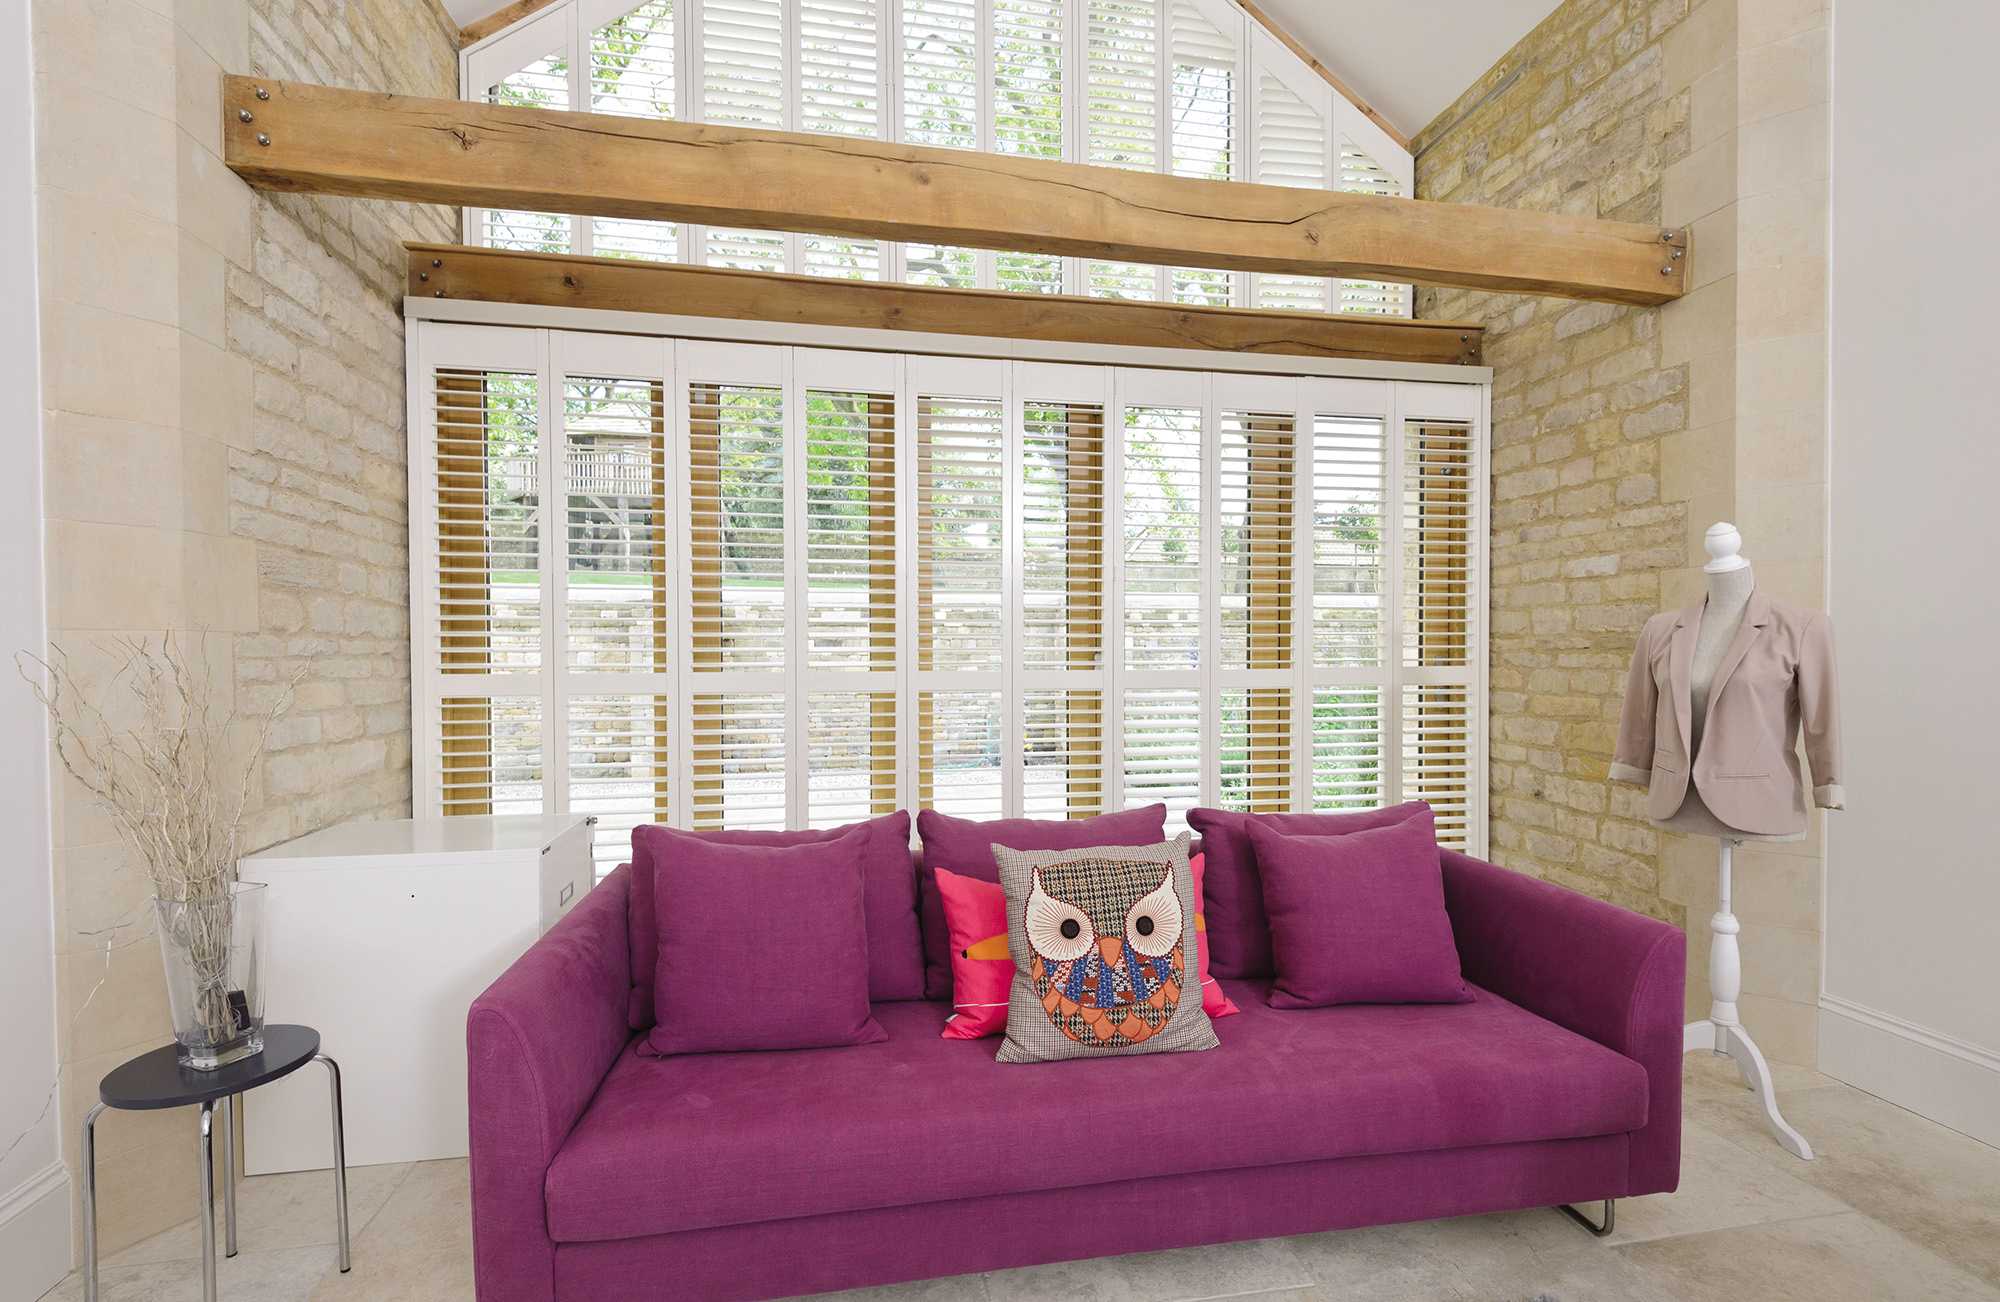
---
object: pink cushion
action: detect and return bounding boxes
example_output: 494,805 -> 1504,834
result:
935,852 -> 1237,1040
627,812 -> 922,1028
915,805 -> 1167,1000
643,825 -> 888,1055
1249,809 -> 1471,1008
1187,802 -> 1431,979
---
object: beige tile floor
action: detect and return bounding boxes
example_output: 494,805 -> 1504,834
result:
42,1054 -> 2000,1302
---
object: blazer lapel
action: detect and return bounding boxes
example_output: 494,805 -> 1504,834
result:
1704,591 -> 1772,734
1667,602 -> 1701,755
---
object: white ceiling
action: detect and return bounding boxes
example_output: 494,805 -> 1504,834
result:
1244,0 -> 1561,141
440,0 -> 1560,144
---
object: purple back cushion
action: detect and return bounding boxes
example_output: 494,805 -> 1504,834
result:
644,825 -> 888,1055
1187,802 -> 1431,979
915,805 -> 1167,1000
1248,809 -> 1471,1008
627,811 -> 921,1029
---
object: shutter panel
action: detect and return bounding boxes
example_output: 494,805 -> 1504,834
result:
558,369 -> 669,870
1254,71 -> 1331,312
589,2 -> 680,261
1403,684 -> 1471,848
482,55 -> 573,252
1311,687 -> 1384,810
1337,141 -> 1412,316
807,690 -> 899,825
913,366 -> 1005,817
1220,685 -> 1291,812
431,365 -> 545,819
687,368 -> 789,829
1402,419 -> 1474,669
993,0 -> 1065,292
567,693 -> 669,871
1020,395 -> 1107,819
1083,0 -> 1161,300
561,376 -> 668,673
902,0 -> 982,287
703,0 -> 788,272
1168,0 -> 1235,304
804,388 -> 897,669
1120,404 -> 1202,671
800,0 -> 886,279
1311,414 -> 1386,667
915,394 -> 1006,673
1120,687 -> 1201,826
917,690 -> 1004,816
1218,408 -> 1296,673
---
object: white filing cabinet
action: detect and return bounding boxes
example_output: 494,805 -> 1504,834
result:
241,814 -> 594,1174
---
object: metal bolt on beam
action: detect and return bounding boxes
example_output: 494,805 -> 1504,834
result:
237,109 -> 253,123
254,86 -> 270,101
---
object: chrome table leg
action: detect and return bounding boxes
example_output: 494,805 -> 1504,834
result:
316,1054 -> 351,1272
199,1101 -> 218,1302
81,1103 -> 106,1302
1556,1197 -> 1616,1237
221,1093 -> 238,1257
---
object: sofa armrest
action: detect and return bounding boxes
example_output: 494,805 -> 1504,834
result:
468,864 -> 634,1302
1440,850 -> 1685,1197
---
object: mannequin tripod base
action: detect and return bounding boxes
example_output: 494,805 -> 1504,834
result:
1684,1017 -> 1815,1160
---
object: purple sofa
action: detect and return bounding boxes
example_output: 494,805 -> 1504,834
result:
468,847 -> 1684,1302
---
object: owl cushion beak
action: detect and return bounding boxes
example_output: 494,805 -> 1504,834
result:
1097,935 -> 1125,968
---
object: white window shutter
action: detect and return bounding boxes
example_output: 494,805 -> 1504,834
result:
588,1 -> 682,262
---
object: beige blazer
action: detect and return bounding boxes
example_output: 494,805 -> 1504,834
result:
1611,592 -> 1844,836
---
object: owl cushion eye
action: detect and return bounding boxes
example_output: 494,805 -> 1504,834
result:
1025,871 -> 1095,962
1124,870 -> 1184,958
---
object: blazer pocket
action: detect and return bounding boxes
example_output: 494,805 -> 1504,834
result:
1652,747 -> 1681,775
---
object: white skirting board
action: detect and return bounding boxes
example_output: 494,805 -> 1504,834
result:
1819,995 -> 2000,1150
0,1161 -> 72,1302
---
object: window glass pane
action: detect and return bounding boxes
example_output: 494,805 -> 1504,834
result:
563,376 -> 667,674
1121,405 -> 1201,671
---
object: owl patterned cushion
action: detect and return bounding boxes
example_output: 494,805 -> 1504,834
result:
991,835 -> 1219,1063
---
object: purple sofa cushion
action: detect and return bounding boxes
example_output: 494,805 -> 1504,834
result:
1187,802 -> 1430,979
1249,813 -> 1471,1008
915,805 -> 1167,1000
627,811 -> 922,1027
545,978 -> 1647,1242
643,826 -> 888,1056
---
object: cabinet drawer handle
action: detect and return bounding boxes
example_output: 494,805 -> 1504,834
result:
559,882 -> 575,907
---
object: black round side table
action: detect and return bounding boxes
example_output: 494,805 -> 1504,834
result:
82,1025 -> 348,1302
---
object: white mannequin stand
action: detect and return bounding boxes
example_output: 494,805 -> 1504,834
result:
1677,524 -> 1814,1160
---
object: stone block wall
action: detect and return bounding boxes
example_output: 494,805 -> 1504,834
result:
32,0 -> 457,1254
1416,0 -> 1834,1062
1415,0 -> 1695,925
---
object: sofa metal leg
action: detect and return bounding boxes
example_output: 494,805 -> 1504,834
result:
1556,1198 -> 1615,1237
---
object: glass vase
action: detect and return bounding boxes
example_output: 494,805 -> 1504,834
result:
155,881 -> 267,1070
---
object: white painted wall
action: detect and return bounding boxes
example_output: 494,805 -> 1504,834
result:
1822,0 -> 2000,1144
0,0 -> 68,1295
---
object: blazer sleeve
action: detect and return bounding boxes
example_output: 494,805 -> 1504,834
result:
1610,622 -> 1659,786
1800,612 -> 1844,808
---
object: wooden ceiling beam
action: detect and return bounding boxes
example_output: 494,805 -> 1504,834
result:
228,77 -> 1688,306
405,244 -> 1485,365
